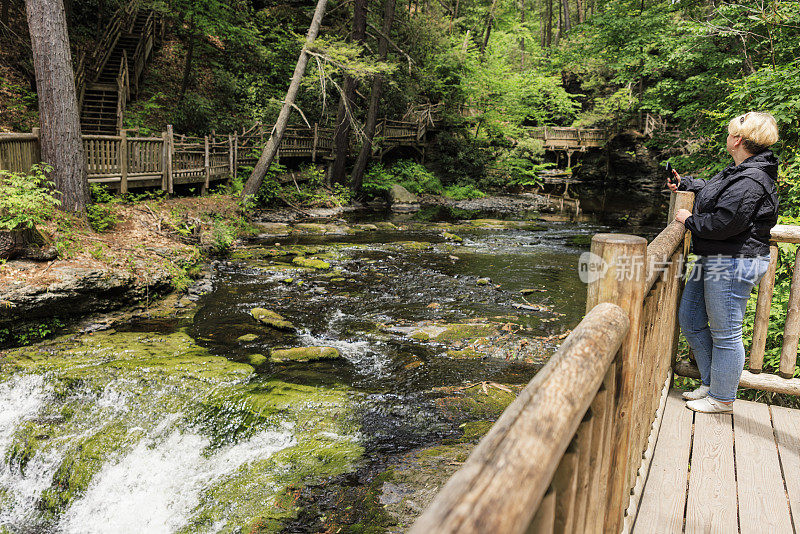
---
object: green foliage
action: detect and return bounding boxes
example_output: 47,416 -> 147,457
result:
0,165 -> 61,231
362,160 -> 443,199
210,218 -> 236,257
444,184 -> 485,200
87,184 -> 119,233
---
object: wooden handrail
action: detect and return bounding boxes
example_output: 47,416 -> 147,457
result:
411,303 -> 630,533
412,192 -> 693,534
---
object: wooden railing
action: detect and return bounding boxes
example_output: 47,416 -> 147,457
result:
675,224 -> 800,395
412,191 -> 695,534
0,118 -> 429,192
116,51 -> 130,133
527,126 -> 608,149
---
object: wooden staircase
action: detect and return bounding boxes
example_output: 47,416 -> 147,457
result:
79,8 -> 160,135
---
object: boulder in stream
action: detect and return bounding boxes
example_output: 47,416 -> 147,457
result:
251,308 -> 295,331
269,346 -> 341,363
292,256 -> 331,270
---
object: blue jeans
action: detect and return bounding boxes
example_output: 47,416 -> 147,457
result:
678,255 -> 770,402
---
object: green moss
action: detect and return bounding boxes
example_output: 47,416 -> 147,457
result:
435,384 -> 517,421
409,331 -> 431,341
459,420 -> 494,442
567,235 -> 593,247
391,241 -> 432,252
248,353 -> 268,367
270,346 -> 341,363
292,256 -> 331,270
436,324 -> 496,342
446,348 -> 482,359
237,333 -> 259,342
251,308 -> 296,331
441,232 -> 463,242
293,223 -> 328,234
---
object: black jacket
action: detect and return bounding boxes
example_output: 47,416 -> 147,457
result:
678,150 -> 779,257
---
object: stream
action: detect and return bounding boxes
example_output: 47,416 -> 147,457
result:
0,210 -> 635,533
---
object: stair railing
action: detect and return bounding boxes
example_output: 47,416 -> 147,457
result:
87,0 -> 138,83
130,10 -> 156,96
116,51 -> 130,132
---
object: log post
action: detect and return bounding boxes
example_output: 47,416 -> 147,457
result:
668,190 -> 694,369
203,134 -> 210,195
166,125 -> 174,194
585,233 -> 647,534
780,248 -> 800,378
312,123 -> 318,163
233,131 -> 239,181
751,244 -> 779,373
228,134 -> 234,182
119,129 -> 128,194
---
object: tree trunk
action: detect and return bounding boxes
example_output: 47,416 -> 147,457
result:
577,0 -> 584,23
25,0 -> 88,212
241,0 -> 328,199
520,0 -> 525,68
561,0 -> 571,33
179,19 -> 196,102
330,0 -> 367,185
542,0 -> 552,48
1,0 -> 10,26
349,0 -> 396,193
479,0 -> 499,57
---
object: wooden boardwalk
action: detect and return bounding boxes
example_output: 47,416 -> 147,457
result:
634,390 -> 800,534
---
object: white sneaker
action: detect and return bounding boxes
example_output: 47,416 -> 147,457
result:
686,396 -> 733,414
682,385 -> 710,400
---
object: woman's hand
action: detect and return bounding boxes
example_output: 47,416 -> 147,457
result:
667,170 -> 681,192
675,209 -> 692,224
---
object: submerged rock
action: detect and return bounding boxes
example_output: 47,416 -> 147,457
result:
247,353 -> 268,367
269,346 -> 341,363
251,308 -> 295,331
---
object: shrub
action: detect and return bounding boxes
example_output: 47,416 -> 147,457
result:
210,218 -> 236,256
87,204 -> 117,233
0,164 -> 61,230
444,184 -> 485,200
362,160 -> 442,199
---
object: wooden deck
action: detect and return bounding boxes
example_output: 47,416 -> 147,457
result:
634,390 -> 800,534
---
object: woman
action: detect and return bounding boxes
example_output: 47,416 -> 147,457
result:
668,111 -> 779,413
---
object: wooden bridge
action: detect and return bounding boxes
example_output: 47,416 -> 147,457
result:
411,191 -> 800,533
526,127 -> 608,169
0,119 -> 429,193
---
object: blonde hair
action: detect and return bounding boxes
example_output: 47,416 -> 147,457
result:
728,111 -> 779,154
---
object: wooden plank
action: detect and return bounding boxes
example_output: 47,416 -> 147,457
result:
633,391 -> 691,534
734,400 -> 793,533
771,404 -> 800,530
686,412 -> 737,534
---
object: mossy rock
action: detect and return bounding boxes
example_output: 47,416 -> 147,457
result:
446,348 -> 482,359
441,232 -> 463,243
293,223 -> 328,234
435,384 -> 519,421
270,346 -> 341,363
237,333 -> 259,343
373,222 -> 398,231
392,241 -> 432,252
248,353 -> 268,368
292,256 -> 331,270
459,420 -> 494,442
476,278 -> 492,286
251,308 -> 295,331
355,223 -> 379,231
